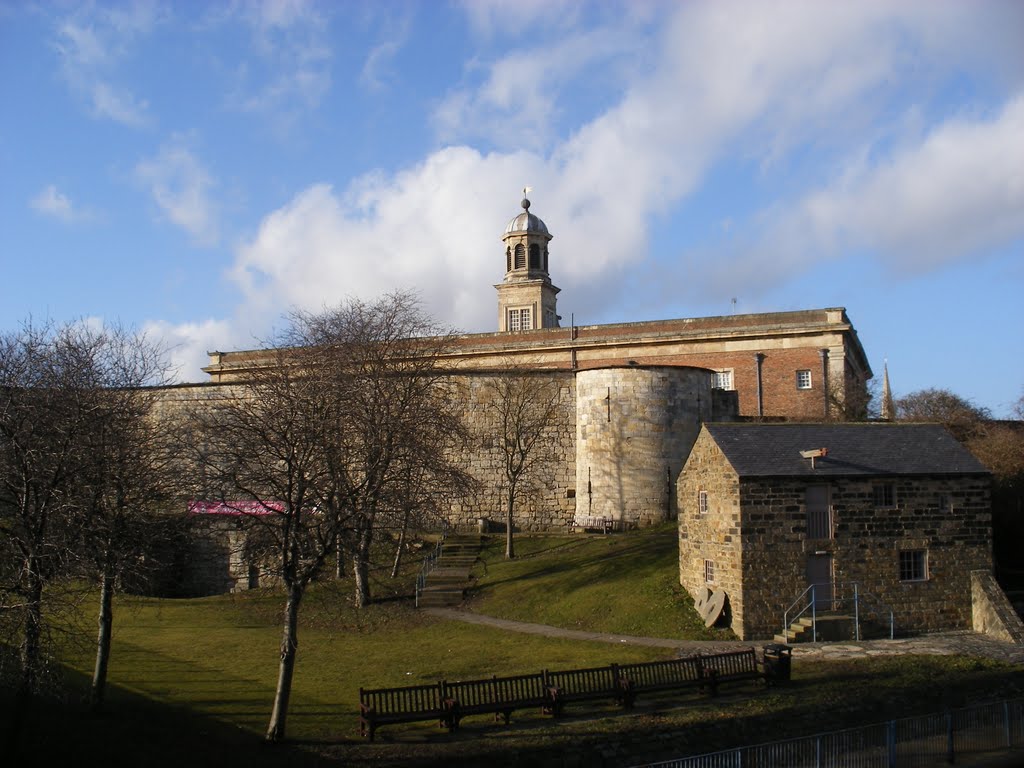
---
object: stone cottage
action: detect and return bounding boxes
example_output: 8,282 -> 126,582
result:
678,423 -> 996,641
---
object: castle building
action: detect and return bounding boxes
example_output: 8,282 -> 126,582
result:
168,199 -> 1023,644
197,197 -> 874,532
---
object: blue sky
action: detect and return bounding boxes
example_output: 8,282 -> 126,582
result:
1,0 -> 1022,416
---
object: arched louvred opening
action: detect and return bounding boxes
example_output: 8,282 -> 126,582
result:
514,243 -> 526,269
506,247 -> 512,272
543,248 -> 549,272
529,243 -> 540,269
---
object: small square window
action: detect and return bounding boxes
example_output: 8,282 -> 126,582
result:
712,369 -> 733,390
899,550 -> 927,581
508,307 -> 532,331
704,559 -> 715,584
873,483 -> 896,508
697,490 -> 708,515
796,370 -> 813,389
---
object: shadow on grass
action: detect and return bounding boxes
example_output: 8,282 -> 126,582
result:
0,663 -> 344,768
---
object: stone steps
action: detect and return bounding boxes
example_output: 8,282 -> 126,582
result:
775,614 -> 855,644
417,535 -> 482,608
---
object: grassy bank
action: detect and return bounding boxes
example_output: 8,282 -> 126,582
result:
468,525 -> 730,640
3,526 -> 1022,767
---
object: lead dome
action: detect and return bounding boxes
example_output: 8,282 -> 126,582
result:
504,197 -> 549,236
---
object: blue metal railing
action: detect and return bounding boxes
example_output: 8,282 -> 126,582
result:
414,520 -> 448,608
783,582 -> 894,643
632,696 -> 1024,768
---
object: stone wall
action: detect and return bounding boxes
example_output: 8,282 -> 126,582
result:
677,432 -> 745,630
576,366 -> 721,526
971,570 -> 1024,644
446,370 -> 577,531
679,427 -> 993,640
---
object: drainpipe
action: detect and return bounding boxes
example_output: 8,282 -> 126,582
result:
820,349 -> 830,419
754,353 -> 765,418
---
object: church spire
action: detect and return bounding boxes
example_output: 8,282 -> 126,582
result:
881,360 -> 895,421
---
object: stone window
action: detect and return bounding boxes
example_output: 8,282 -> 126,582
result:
508,307 -> 532,332
796,369 -> 813,389
514,243 -> 526,269
712,369 -> 733,390
873,482 -> 896,509
704,559 -> 715,584
899,549 -> 927,582
697,490 -> 708,515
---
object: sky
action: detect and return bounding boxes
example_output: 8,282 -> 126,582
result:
1,1 -> 1022,417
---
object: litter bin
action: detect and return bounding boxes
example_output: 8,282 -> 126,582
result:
763,643 -> 792,685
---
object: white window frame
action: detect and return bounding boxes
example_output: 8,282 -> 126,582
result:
697,490 -> 708,515
796,369 -> 813,389
704,559 -> 716,584
712,369 -> 734,390
508,307 -> 532,332
899,550 -> 928,582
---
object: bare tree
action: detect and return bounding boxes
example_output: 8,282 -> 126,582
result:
895,387 -> 991,439
485,369 -> 563,559
193,347 -> 339,743
288,293 -> 474,607
194,291 -> 473,742
72,326 -> 184,712
0,321 -> 178,737
0,322 -> 97,739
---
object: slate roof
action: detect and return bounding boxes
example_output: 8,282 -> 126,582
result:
703,423 -> 990,478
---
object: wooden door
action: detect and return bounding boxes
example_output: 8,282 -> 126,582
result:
806,554 -> 834,610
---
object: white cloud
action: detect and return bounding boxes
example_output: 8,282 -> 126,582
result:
457,0 -> 585,39
222,0 -> 332,117
135,142 -> 219,246
206,1 -> 1024,351
52,3 -> 160,126
144,317 -> 237,383
359,15 -> 410,92
30,185 -> 87,223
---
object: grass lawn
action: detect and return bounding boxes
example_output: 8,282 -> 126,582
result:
468,524 -> 731,640
3,527 -> 1023,767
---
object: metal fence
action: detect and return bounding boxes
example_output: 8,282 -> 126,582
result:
633,698 -> 1024,768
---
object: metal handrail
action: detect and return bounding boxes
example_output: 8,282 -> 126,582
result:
414,520 -> 449,608
782,582 -> 895,642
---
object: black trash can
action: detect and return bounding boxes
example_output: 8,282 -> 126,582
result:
763,643 -> 792,685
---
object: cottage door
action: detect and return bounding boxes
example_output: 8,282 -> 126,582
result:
806,554 -> 834,611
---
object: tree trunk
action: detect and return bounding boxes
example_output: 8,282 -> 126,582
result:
10,566 -> 43,749
90,569 -> 116,712
505,486 -> 516,560
265,583 -> 303,742
335,532 -> 344,580
353,525 -> 373,607
391,511 -> 409,578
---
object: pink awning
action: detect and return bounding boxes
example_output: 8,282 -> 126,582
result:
187,500 -> 282,516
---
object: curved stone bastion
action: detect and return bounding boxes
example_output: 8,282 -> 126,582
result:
574,366 -> 716,527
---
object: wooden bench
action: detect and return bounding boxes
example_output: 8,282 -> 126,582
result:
615,655 -> 712,708
698,648 -> 765,694
544,664 -> 626,716
444,673 -> 550,728
358,682 -> 452,741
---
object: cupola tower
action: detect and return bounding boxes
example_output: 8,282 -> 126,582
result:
496,192 -> 560,332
